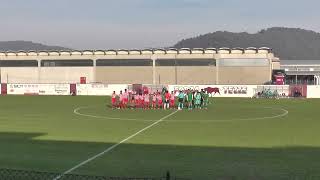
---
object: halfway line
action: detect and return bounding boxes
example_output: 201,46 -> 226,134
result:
53,109 -> 179,180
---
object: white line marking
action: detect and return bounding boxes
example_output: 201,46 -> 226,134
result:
74,107 -> 145,121
168,107 -> 289,123
54,110 -> 179,180
73,106 -> 288,123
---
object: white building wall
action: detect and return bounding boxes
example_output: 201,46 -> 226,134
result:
307,85 -> 320,98
1,68 -> 39,83
39,67 -> 94,83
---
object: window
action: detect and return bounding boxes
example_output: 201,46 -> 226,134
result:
0,60 -> 38,67
156,59 -> 216,66
96,59 -> 152,66
156,59 -> 175,66
219,59 -> 269,67
41,59 -> 93,67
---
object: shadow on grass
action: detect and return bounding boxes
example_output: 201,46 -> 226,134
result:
0,132 -> 319,180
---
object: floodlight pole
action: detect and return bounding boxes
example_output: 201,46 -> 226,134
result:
152,56 -> 156,85
174,55 -> 177,84
174,61 -> 177,84
0,58 -> 1,83
216,57 -> 219,85
295,66 -> 298,85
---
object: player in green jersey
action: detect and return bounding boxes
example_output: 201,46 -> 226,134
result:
200,89 -> 205,108
177,90 -> 185,110
195,91 -> 202,109
203,90 -> 209,109
186,90 -> 193,110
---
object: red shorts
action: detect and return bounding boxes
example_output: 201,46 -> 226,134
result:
170,100 -> 174,105
123,98 -> 128,104
158,100 -> 162,105
112,98 -> 116,104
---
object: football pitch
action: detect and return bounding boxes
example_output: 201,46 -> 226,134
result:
0,95 -> 320,180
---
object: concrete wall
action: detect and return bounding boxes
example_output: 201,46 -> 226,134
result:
39,67 -> 94,83
272,61 -> 281,69
155,67 -> 176,85
218,67 -> 271,85
96,66 -> 216,84
96,67 -> 153,84
307,85 -> 320,98
1,68 -> 39,83
177,67 -> 216,85
1,67 -> 94,84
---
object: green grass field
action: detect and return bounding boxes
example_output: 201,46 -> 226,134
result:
0,95 -> 320,180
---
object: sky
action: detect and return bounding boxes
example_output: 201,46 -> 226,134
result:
0,0 -> 319,49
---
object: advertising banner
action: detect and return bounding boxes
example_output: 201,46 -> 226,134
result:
38,84 -> 70,95
76,84 -> 128,96
6,83 -> 319,98
168,85 -> 257,97
7,84 -> 70,95
8,84 -> 39,95
76,84 -> 108,95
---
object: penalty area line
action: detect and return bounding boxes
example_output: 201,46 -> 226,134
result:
53,109 -> 179,180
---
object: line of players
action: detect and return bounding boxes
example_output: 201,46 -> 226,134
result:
111,89 -> 209,110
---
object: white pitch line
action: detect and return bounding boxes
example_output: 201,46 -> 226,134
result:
73,107 -> 145,121
167,107 -> 289,123
53,109 -> 179,180
74,106 -> 288,123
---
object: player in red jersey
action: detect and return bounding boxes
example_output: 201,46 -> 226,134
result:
136,93 -> 141,108
119,90 -> 124,109
164,91 -> 170,109
144,93 -> 150,109
134,93 -> 139,108
128,89 -> 134,108
111,91 -> 117,109
152,92 -> 157,109
170,91 -> 175,109
123,89 -> 129,108
157,92 -> 163,109
139,93 -> 144,108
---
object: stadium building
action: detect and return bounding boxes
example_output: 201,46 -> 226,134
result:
0,47 -> 279,85
281,60 -> 320,85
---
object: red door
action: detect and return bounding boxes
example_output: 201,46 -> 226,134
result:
70,84 -> 77,95
80,77 -> 86,84
1,84 -> 7,95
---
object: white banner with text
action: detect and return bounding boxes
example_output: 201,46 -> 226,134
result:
168,85 -> 257,97
76,84 -> 128,96
7,84 -> 70,95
